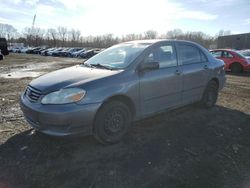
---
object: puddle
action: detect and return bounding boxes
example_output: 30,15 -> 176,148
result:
0,62 -> 57,79
0,71 -> 45,78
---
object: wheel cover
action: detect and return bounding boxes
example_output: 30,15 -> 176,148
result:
104,108 -> 125,134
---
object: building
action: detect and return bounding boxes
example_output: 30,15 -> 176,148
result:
218,33 -> 250,50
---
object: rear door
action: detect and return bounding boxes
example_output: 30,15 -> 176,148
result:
139,42 -> 182,116
176,42 -> 210,105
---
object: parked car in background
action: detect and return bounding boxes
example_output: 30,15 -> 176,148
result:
0,38 -> 9,55
25,47 -> 34,54
33,47 -> 48,54
0,50 -> 3,60
72,48 -> 86,57
26,47 -> 41,54
51,48 -> 64,56
210,49 -> 250,72
238,49 -> 250,60
41,48 -> 55,56
47,48 -> 61,56
52,48 -> 69,57
67,48 -> 83,57
20,47 -> 30,53
20,39 -> 226,144
53,48 -> 82,57
79,49 -> 100,59
12,47 -> 22,53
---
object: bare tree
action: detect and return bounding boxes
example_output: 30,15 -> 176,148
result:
22,27 -> 45,46
22,27 -> 33,46
166,29 -> 183,39
102,34 -> 117,47
122,33 -> 143,41
217,29 -> 231,37
57,26 -> 68,47
69,29 -> 81,46
47,28 -> 58,47
33,27 -> 46,46
9,24 -> 219,49
144,30 -> 158,39
0,23 -> 18,40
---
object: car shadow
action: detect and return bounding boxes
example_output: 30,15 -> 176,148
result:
1,105 -> 250,188
226,71 -> 250,77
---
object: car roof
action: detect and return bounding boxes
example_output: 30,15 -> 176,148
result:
124,39 -> 166,44
123,39 -> 205,47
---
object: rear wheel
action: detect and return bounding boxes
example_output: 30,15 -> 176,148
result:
231,63 -> 243,73
201,80 -> 218,108
93,101 -> 131,144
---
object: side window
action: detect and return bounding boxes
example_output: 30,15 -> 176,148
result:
223,51 -> 233,58
145,44 -> 177,68
211,51 -> 222,58
210,51 -> 222,58
177,44 -> 201,65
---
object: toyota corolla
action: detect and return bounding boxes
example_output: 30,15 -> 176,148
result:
20,40 -> 226,144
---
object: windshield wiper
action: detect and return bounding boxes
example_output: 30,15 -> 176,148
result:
90,63 -> 114,70
82,63 -> 93,68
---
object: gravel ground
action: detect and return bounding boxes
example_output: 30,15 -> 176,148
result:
0,53 -> 250,188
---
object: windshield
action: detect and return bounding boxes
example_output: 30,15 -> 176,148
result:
83,43 -> 149,69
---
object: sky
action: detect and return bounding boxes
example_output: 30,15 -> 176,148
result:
0,0 -> 249,37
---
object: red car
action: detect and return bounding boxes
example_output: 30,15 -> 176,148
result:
210,49 -> 250,72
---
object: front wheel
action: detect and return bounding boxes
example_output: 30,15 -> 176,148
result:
93,101 -> 131,144
201,81 -> 218,108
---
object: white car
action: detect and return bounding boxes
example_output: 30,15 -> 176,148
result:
21,48 -> 30,53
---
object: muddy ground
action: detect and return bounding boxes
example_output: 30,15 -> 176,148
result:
0,53 -> 250,188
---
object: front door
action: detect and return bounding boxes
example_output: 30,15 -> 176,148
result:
139,42 -> 182,116
220,51 -> 234,70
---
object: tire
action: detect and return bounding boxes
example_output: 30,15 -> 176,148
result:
201,80 -> 218,108
231,63 -> 243,73
93,101 -> 131,144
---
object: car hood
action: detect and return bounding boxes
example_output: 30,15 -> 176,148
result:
30,65 -> 121,94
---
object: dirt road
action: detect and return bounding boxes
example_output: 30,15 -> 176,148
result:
0,54 -> 250,188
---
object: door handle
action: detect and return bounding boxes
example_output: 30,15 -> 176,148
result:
175,70 -> 181,75
204,65 -> 208,69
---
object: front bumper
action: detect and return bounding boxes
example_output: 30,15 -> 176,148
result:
20,93 -> 101,136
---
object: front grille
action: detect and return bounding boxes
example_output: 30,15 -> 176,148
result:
25,86 -> 42,103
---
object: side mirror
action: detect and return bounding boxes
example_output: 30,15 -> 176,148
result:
139,61 -> 159,72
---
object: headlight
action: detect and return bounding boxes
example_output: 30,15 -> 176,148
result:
41,88 -> 86,104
